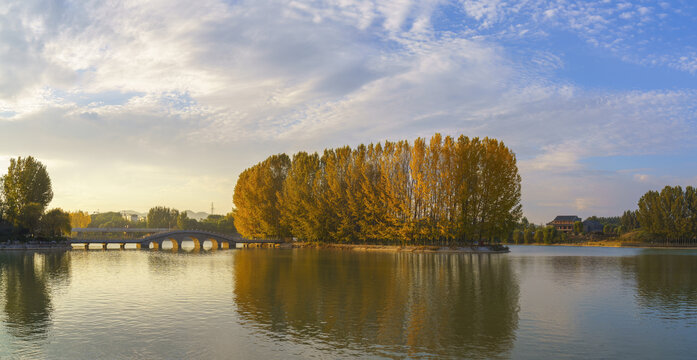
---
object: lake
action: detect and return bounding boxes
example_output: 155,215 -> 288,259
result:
0,245 -> 696,359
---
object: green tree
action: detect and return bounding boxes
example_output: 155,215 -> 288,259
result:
543,225 -> 556,244
636,185 -> 697,243
637,190 -> 662,235
89,212 -> 129,228
533,229 -> 543,243
620,210 -> 639,231
147,207 -> 179,229
39,208 -> 71,239
15,203 -> 43,236
523,229 -> 532,244
586,215 -> 621,227
603,224 -> 614,235
1,156 -> 53,233
573,221 -> 583,234
519,217 -> 529,230
512,230 -> 522,244
216,213 -> 237,234
176,211 -> 198,230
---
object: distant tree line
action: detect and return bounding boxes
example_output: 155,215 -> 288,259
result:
509,214 -> 627,245
573,186 -> 697,244
581,215 -> 627,235
510,218 -> 569,245
620,210 -> 640,232
233,134 -> 522,245
635,186 -> 697,243
585,216 -> 621,226
0,156 -> 71,241
72,206 -> 238,235
568,186 -> 697,244
511,185 -> 697,246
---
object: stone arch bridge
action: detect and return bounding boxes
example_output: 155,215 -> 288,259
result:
69,228 -> 284,250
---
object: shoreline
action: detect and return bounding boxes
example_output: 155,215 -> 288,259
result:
286,242 -> 510,253
505,242 -> 697,250
0,242 -> 72,251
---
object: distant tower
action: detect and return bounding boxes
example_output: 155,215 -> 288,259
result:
211,202 -> 215,215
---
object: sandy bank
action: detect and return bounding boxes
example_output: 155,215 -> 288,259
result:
286,242 -> 510,253
509,242 -> 697,249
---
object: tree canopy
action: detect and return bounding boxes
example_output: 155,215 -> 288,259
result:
89,212 -> 130,228
69,211 -> 92,229
84,208 -> 238,235
636,185 -> 697,242
233,134 -> 522,244
1,156 -> 53,231
39,208 -> 72,238
620,210 -> 639,232
233,154 -> 291,239
147,206 -> 179,228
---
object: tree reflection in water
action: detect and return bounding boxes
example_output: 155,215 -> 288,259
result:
0,251 -> 71,339
624,252 -> 697,321
234,249 -> 519,358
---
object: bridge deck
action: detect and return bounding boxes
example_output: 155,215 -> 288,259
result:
67,229 -> 284,245
72,228 -> 170,233
68,238 -> 284,244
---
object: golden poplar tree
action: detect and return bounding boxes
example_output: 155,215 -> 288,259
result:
233,154 -> 290,239
232,134 -> 522,244
69,210 -> 92,229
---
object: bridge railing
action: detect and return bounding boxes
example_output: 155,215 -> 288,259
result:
69,228 -> 285,244
72,228 -> 170,233
70,228 -> 240,237
140,229 -> 242,241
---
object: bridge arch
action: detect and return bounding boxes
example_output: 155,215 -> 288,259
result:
159,238 -> 179,251
202,238 -> 220,251
140,230 -> 239,251
186,236 -> 201,250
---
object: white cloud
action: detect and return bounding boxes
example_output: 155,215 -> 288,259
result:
619,12 -> 633,20
461,0 -> 504,28
0,0 -> 695,222
453,0 -> 696,74
574,198 -> 592,211
637,6 -> 651,16
633,174 -> 651,182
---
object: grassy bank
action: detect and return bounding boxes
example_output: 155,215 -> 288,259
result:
506,230 -> 697,249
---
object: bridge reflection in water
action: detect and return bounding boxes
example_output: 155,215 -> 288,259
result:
69,228 -> 283,251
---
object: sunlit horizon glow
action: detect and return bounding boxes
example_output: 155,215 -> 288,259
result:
1,0 -> 696,223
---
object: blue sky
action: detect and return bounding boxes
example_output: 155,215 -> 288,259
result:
1,0 -> 696,223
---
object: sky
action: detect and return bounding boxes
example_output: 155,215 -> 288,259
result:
0,0 -> 696,224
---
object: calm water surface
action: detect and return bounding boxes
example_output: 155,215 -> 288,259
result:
0,246 -> 696,359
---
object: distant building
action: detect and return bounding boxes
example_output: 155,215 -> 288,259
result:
122,213 -> 143,223
582,219 -> 604,234
547,215 -> 582,232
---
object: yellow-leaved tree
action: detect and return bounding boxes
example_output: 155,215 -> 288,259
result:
69,210 -> 92,229
233,134 -> 522,244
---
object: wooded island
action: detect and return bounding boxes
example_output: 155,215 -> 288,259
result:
233,134 -> 522,245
